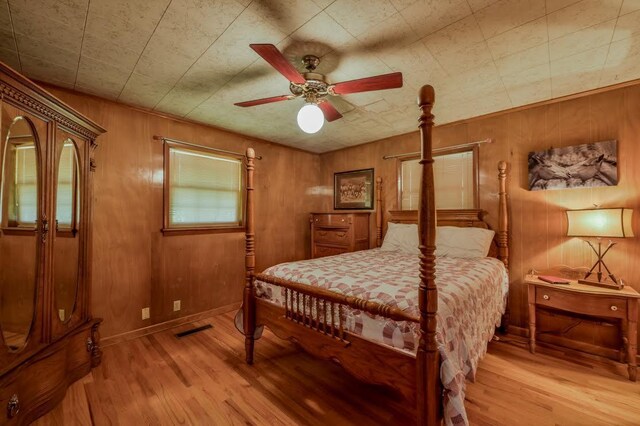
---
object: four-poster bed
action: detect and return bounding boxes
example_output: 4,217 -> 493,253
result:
241,85 -> 509,425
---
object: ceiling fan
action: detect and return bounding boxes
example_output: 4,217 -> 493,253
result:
234,44 -> 403,134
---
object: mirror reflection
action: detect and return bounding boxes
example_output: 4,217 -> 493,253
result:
0,117 -> 39,351
54,139 -> 80,323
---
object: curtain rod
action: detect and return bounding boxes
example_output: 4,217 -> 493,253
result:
382,138 -> 492,160
153,136 -> 263,160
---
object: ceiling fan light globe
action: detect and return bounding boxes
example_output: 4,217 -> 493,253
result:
297,103 -> 324,134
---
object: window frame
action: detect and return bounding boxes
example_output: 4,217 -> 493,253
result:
162,140 -> 246,236
396,145 -> 479,210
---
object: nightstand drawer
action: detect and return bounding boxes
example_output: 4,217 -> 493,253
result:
312,214 -> 351,227
314,228 -> 352,246
536,288 -> 627,319
313,244 -> 349,258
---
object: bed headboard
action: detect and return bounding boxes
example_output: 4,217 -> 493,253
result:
375,162 -> 509,267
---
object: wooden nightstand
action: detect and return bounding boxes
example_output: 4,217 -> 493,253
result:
525,274 -> 639,381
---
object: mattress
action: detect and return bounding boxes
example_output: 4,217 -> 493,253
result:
255,248 -> 509,426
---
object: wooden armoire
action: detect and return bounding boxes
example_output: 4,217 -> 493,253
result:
0,62 -> 105,424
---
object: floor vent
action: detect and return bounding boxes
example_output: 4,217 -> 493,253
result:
175,324 -> 212,338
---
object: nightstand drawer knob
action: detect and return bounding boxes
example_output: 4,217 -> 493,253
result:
610,305 -> 618,311
543,294 -> 550,300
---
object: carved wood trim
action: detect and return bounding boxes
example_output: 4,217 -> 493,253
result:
376,177 -> 382,247
254,273 -> 419,323
243,148 -> 256,364
416,85 -> 441,426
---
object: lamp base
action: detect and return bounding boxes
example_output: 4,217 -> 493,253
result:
577,278 -> 624,290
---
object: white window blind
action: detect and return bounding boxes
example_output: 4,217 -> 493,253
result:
56,143 -> 75,227
14,144 -> 37,225
168,147 -> 243,227
401,151 -> 474,210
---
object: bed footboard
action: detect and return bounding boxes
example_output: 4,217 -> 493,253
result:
252,273 -> 420,402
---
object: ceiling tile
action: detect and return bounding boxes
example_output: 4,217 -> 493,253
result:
399,0 -> 472,39
495,43 -> 549,77
76,57 -> 130,99
467,0 -> 500,12
138,0 -> 244,66
550,45 -> 609,96
0,46 -> 20,70
441,62 -> 504,98
326,0 -> 398,36
502,62 -> 551,106
620,0 -> 640,14
0,27 -> 15,51
429,41 -> 494,74
547,0 -> 622,40
291,11 -> 357,56
600,34 -> 640,86
377,39 -> 445,88
20,54 -> 76,86
486,17 -> 547,59
0,0 -> 12,28
84,0 -> 170,55
549,19 -> 615,60
8,0 -> 88,28
613,9 -> 640,41
246,0 -> 322,34
15,34 -> 80,70
546,0 -> 581,13
80,33 -> 141,72
356,13 -> 418,53
423,15 -> 484,54
119,72 -> 175,109
475,0 -> 545,39
10,12 -> 83,54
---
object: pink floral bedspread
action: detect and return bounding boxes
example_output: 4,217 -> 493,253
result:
255,248 -> 508,426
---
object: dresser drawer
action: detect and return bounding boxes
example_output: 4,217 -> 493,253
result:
311,214 -> 351,227
314,228 -> 352,246
536,287 -> 627,319
313,244 -> 349,258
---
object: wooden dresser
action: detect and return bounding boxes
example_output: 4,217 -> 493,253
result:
310,213 -> 370,258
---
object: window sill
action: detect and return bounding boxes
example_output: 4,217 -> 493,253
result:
161,226 -> 245,236
2,227 -> 36,236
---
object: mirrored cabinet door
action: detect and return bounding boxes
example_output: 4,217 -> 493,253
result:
53,137 -> 82,326
0,116 -> 41,353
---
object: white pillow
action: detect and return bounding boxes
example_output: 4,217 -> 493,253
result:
380,222 -> 419,255
436,226 -> 495,258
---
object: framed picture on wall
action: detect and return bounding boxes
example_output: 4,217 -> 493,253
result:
334,168 -> 374,210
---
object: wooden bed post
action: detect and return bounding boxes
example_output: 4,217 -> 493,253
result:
376,177 -> 383,247
416,85 -> 440,426
244,147 -> 256,364
497,161 -> 510,332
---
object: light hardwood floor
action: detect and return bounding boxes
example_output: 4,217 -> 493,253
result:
35,312 -> 640,425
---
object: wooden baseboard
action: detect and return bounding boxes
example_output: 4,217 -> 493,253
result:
102,302 -> 241,347
508,325 -> 640,364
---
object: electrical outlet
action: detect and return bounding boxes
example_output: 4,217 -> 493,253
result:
142,307 -> 150,320
173,300 -> 181,312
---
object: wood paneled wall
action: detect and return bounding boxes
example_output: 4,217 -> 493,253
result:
44,86 -> 324,339
319,83 -> 640,355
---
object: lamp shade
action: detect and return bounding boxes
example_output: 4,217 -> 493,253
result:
566,208 -> 634,238
297,103 -> 324,134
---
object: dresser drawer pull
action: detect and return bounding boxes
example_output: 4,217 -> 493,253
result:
336,232 -> 346,238
542,294 -> 550,300
610,305 -> 618,311
7,394 -> 19,419
319,231 -> 327,236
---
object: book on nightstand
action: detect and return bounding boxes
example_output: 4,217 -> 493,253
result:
537,275 -> 571,285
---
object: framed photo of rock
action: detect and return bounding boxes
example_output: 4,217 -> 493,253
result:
334,168 -> 374,209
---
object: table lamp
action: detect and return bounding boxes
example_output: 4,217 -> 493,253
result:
566,208 -> 634,289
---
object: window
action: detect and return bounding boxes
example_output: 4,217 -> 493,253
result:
399,147 -> 478,210
164,143 -> 244,232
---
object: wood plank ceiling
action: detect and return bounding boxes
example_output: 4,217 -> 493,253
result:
1,0 -> 639,153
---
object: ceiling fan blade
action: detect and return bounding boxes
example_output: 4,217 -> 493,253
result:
318,100 -> 343,122
234,95 -> 293,107
250,44 -> 306,84
332,72 -> 403,95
